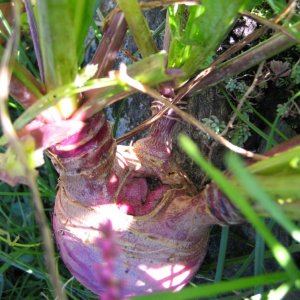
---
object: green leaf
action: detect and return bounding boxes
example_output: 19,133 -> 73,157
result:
117,0 -> 157,58
214,226 -> 229,282
0,274 -> 3,299
254,231 -> 265,294
178,134 -> 300,282
12,77 -> 117,132
129,51 -> 171,84
8,51 -> 171,131
168,0 -> 252,79
0,250 -> 45,280
35,0 -> 83,118
267,0 -> 287,13
248,146 -> 300,175
35,0 -> 77,89
73,0 -> 98,64
226,153 -> 300,243
134,272 -> 289,300
167,5 -> 188,69
0,135 -> 43,186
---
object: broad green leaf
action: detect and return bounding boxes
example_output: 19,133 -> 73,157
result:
72,0 -> 98,64
34,0 -> 97,117
167,5 -> 189,70
35,0 -> 77,89
168,0 -> 252,79
267,0 -> 287,13
128,51 -> 171,84
35,0 -> 79,117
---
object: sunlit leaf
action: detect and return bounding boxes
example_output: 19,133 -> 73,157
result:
35,0 -> 77,89
267,0 -> 287,13
168,0 -> 253,79
178,134 -> 300,281
226,153 -> 300,243
72,0 -> 98,64
11,51 -> 171,131
135,272 -> 289,300
0,137 -> 40,186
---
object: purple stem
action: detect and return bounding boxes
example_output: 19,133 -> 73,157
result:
24,0 -> 45,83
202,182 -> 244,225
148,81 -> 179,143
84,12 -> 127,100
91,12 -> 127,77
147,14 -> 182,143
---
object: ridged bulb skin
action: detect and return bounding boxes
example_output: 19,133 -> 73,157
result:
51,114 -> 241,297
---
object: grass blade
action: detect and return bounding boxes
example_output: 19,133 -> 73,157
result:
178,134 -> 300,282
215,226 -> 229,282
134,272 -> 289,300
228,154 -> 300,243
254,230 -> 265,294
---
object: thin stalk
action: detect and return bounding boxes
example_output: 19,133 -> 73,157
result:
267,281 -> 294,300
223,90 -> 277,147
85,12 -> 127,100
227,161 -> 300,243
117,0 -> 157,58
250,104 -> 288,142
266,91 -> 300,150
247,144 -> 300,175
201,243 -> 300,274
90,12 -> 127,78
221,61 -> 265,138
226,153 -> 300,279
254,230 -> 265,294
0,6 -> 11,35
232,251 -> 254,279
0,250 -> 46,280
214,226 -> 229,282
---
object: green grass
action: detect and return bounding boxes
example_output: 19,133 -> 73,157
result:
178,134 -> 300,298
0,176 -> 98,299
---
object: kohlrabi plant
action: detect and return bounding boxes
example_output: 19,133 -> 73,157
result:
0,0 -> 300,299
